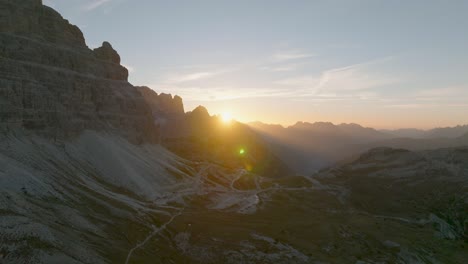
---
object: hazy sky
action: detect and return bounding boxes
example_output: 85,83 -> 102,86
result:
45,0 -> 468,129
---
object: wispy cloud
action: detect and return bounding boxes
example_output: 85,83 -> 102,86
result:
167,71 -> 226,83
275,76 -> 320,87
416,87 -> 467,98
84,0 -> 112,11
275,58 -> 396,95
147,85 -> 293,101
259,63 -> 302,72
316,63 -> 395,92
151,56 -> 396,103
385,103 -> 468,109
272,50 -> 315,62
385,104 -> 427,109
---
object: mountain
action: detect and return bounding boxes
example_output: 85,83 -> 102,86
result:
360,131 -> 468,151
251,121 -> 390,143
0,0 -> 287,178
133,89 -> 291,177
2,132 -> 467,263
0,1 -> 291,262
309,147 -> 468,262
0,0 -> 158,143
249,121 -> 392,174
426,125 -> 468,138
382,124 -> 468,139
1,1 -> 467,263
380,128 -> 427,138
250,121 -> 468,175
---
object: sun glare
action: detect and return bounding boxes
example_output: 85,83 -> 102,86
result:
221,112 -> 233,124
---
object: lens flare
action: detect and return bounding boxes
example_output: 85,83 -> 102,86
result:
239,148 -> 245,155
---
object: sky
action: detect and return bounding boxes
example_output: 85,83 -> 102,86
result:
44,0 -> 468,129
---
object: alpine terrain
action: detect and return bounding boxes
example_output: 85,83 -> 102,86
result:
0,1 -> 467,263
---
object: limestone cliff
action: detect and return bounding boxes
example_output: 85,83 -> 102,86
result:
0,0 -> 154,142
0,0 -> 291,178
136,86 -> 184,118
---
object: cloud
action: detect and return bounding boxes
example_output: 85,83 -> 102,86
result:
272,50 -> 315,62
384,103 -> 468,109
167,71 -> 224,83
147,84 -> 293,101
259,64 -> 301,72
153,56 -> 396,103
316,63 -> 395,92
275,58 -> 396,95
84,0 -> 112,11
275,76 -> 320,87
384,104 -> 427,109
416,87 -> 467,98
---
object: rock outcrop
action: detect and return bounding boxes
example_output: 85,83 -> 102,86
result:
136,86 -> 184,118
93,41 -> 121,64
188,105 -> 210,120
0,0 -> 154,142
0,0 -> 86,48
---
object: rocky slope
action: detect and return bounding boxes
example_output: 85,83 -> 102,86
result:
2,132 -> 466,263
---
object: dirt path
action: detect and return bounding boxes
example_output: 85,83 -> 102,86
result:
125,210 -> 183,264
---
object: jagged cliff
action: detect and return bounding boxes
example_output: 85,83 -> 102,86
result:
0,0 -> 156,142
0,0 -> 290,177
136,86 -> 184,115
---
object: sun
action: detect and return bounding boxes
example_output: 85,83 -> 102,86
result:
220,112 -> 233,124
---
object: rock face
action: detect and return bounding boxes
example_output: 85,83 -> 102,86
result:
93,41 -> 121,64
0,0 -> 154,142
0,0 -> 86,48
136,86 -> 184,118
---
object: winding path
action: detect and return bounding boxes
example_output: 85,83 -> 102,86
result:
125,210 -> 183,264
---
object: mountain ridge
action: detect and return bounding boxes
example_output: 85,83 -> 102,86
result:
381,124 -> 468,139
249,121 -> 468,174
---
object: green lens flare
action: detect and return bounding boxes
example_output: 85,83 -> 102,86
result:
239,148 -> 245,155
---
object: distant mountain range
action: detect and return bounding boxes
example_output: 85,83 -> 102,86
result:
381,124 -> 468,139
249,121 -> 468,174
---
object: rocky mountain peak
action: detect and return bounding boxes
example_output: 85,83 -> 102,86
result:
190,105 -> 210,119
136,86 -> 185,117
0,0 -> 155,142
93,41 -> 121,64
0,0 -> 86,48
